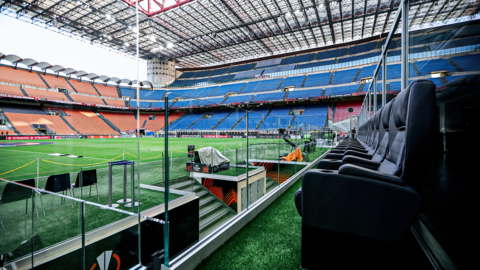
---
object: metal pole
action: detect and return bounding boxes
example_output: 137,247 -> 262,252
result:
382,45 -> 387,107
80,167 -> 83,200
108,163 -> 112,207
81,201 -> 86,270
36,158 -> 39,188
135,0 -> 142,263
246,110 -> 249,210
373,76 -> 377,113
401,0 -> 409,91
164,94 -> 170,267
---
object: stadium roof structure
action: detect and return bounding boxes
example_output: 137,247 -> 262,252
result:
1,0 -> 479,68
0,52 -> 153,87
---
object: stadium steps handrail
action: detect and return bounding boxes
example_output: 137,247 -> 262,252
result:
115,86 -> 123,98
59,114 -> 80,134
357,83 -> 366,93
282,90 -> 289,100
212,109 -> 234,130
411,62 -> 422,77
352,68 -> 363,82
101,98 -> 108,105
446,58 -> 464,72
289,115 -> 297,128
1,112 -> 21,134
207,86 -> 221,97
62,91 -> 75,102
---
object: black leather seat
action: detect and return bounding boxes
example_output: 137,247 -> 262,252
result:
294,80 -> 437,269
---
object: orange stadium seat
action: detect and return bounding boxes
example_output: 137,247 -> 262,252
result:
0,85 -> 25,96
144,112 -> 185,130
69,93 -> 106,105
41,74 -> 73,90
0,67 -> 46,88
333,100 -> 362,123
100,111 -> 147,132
5,113 -> 76,135
0,129 -> 16,135
104,99 -> 126,107
24,88 -> 68,101
95,84 -> 119,98
62,109 -> 118,134
68,80 -> 99,96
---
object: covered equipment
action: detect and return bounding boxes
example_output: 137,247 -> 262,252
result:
193,147 -> 230,173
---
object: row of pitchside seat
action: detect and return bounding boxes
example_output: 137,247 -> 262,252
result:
293,80 -> 437,269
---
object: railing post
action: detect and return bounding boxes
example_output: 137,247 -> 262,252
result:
401,0 -> 410,91
382,45 -> 387,107
164,93 -> 170,267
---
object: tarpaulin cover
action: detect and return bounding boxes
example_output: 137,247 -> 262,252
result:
281,147 -> 303,162
195,147 -> 230,166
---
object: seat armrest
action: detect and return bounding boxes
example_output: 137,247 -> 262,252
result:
324,153 -> 345,160
342,156 -> 380,170
330,149 -> 345,154
338,164 -> 404,185
301,169 -> 420,242
345,147 -> 368,153
317,159 -> 344,170
344,150 -> 373,159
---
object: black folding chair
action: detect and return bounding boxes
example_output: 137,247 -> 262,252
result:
71,169 -> 99,201
0,179 -> 43,228
43,173 -> 75,208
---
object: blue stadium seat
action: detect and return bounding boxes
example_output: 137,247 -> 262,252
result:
287,88 -> 323,99
450,55 -> 480,72
120,88 -> 135,98
169,80 -> 185,87
316,48 -> 347,60
414,59 -> 456,76
252,92 -> 285,102
256,58 -> 283,69
280,76 -> 305,88
139,89 -> 165,99
167,89 -> 195,99
294,115 -> 326,127
151,101 -> 165,109
240,79 -> 283,94
188,86 -> 219,99
234,69 -> 264,79
338,52 -> 379,64
303,73 -> 331,88
193,70 -> 212,78
209,67 -> 231,76
224,95 -> 254,104
268,105 -> 292,117
178,72 -> 195,79
326,85 -> 360,95
138,101 -> 151,108
229,63 -> 256,73
182,78 -> 210,87
169,111 -> 205,130
208,74 -> 235,83
332,69 -> 358,85
215,119 -> 241,130
196,97 -> 225,106
213,83 -> 246,96
282,53 -> 316,65
349,41 -> 377,55
263,65 -> 296,75
169,99 -> 198,108
297,60 -> 335,70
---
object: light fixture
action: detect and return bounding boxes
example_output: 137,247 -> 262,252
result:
105,14 -> 112,20
150,35 -> 156,41
125,42 -> 130,47
167,42 -> 174,48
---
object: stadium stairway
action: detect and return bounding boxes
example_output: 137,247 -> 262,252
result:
90,84 -> 102,96
186,112 -> 207,130
64,78 -> 78,93
142,120 -> 147,128
169,178 -> 236,238
411,63 -> 422,76
357,83 -> 366,92
439,77 -> 448,85
353,69 -> 362,82
18,86 -> 29,96
231,114 -> 247,130
300,76 -> 308,88
91,109 -> 121,133
101,98 -> 108,105
213,110 -> 234,130
59,115 -> 80,134
207,86 -> 220,97
37,73 -> 51,88
289,115 -> 297,127
115,86 -> 123,98
256,107 -> 274,130
446,58 -> 463,72
63,91 -> 75,102
0,112 -> 21,134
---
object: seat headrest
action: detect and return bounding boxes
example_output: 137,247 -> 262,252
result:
393,80 -> 434,129
381,99 -> 394,130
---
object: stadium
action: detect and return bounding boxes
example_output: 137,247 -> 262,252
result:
0,0 -> 478,269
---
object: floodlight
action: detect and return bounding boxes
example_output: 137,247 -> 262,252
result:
105,14 -> 112,20
167,42 -> 174,48
125,42 -> 130,47
150,35 -> 156,41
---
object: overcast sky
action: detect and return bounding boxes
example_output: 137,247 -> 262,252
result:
0,14 -> 148,80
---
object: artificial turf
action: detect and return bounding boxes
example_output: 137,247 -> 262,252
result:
195,173 -> 304,270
